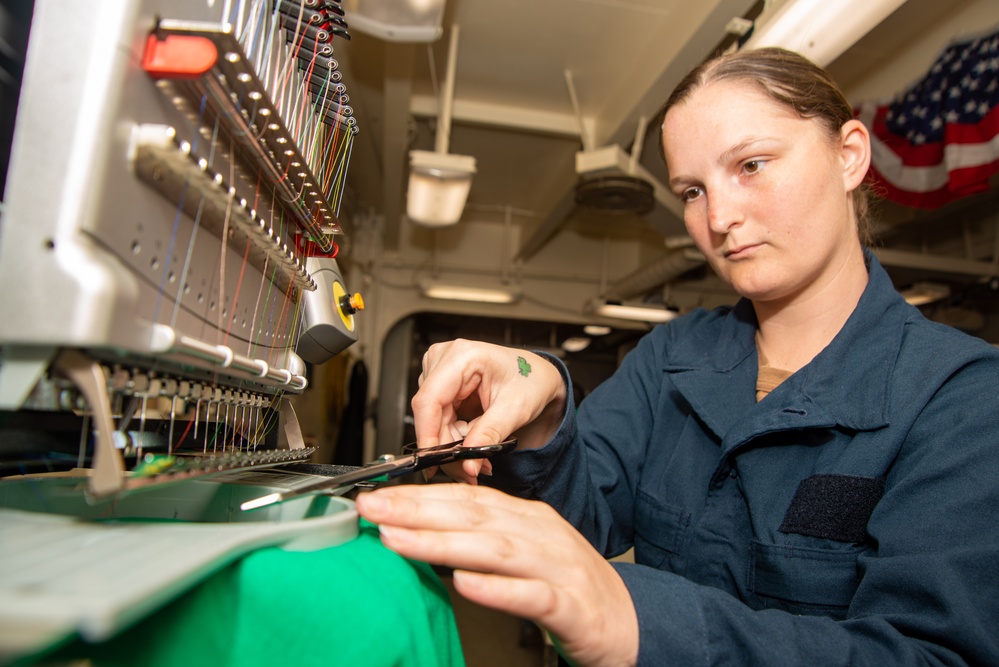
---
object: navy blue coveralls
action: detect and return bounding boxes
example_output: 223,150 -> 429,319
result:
491,254 -> 999,665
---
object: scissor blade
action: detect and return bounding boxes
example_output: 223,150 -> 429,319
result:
239,460 -> 406,511
239,439 -> 518,511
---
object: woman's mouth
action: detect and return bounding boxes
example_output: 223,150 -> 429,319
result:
724,243 -> 760,259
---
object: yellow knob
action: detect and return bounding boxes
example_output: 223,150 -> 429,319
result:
349,293 -> 364,312
341,292 -> 364,314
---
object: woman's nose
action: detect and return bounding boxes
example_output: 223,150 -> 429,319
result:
706,187 -> 743,235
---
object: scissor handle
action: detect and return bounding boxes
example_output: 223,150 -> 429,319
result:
452,440 -> 517,459
403,438 -> 518,469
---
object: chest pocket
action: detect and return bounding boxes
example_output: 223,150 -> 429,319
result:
749,541 -> 862,618
633,489 -> 690,571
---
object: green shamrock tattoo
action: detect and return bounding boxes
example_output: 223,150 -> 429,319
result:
517,356 -> 532,377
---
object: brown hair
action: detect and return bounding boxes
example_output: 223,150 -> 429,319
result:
660,47 -> 874,246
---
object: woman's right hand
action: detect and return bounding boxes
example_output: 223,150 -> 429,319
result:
412,339 -> 567,483
356,483 -> 639,667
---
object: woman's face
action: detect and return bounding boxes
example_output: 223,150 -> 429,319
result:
662,80 -> 865,307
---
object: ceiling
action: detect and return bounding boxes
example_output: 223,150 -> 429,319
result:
334,0 -> 999,326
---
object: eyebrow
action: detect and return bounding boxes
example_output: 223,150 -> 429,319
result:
667,174 -> 695,191
719,137 -> 778,165
668,137 -> 780,190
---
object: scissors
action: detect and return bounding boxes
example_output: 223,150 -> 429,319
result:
240,438 -> 518,511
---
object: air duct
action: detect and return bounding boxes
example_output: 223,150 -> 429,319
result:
604,248 -> 704,302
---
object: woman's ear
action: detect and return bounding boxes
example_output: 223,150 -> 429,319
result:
840,119 -> 871,193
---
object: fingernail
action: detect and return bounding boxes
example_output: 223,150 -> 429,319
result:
452,570 -> 481,592
479,468 -> 493,477
378,525 -> 409,544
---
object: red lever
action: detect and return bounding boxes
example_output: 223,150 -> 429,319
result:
142,34 -> 218,79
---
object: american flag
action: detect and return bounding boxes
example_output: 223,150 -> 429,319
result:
856,27 -> 999,209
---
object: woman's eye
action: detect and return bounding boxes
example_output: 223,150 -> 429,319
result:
743,159 -> 764,175
680,186 -> 703,202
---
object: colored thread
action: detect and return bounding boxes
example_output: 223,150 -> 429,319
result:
170,197 -> 206,330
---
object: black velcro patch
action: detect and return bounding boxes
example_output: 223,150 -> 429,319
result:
779,474 -> 884,543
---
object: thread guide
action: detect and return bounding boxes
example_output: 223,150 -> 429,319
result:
145,20 -> 347,252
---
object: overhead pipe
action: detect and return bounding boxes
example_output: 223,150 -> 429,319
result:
564,69 -> 594,151
629,115 -> 649,175
603,248 -> 704,302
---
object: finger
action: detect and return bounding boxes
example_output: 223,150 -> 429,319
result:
368,482 -> 542,514
419,418 -> 466,482
462,459 -> 483,480
373,519 -> 592,593
413,401 -> 443,450
356,484 -> 538,529
459,419 -> 510,451
442,419 -> 485,481
453,420 -> 470,438
449,418 -> 492,478
414,403 -> 452,446
375,524 -> 542,579
362,479 -> 516,505
438,461 -> 478,485
412,345 -> 502,449
412,345 -> 468,448
428,421 -> 480,483
413,397 -> 465,451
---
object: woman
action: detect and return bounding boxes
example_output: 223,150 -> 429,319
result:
357,48 -> 999,666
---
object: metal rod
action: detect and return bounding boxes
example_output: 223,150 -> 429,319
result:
629,115 -> 649,176
435,25 -> 461,154
564,69 -> 592,151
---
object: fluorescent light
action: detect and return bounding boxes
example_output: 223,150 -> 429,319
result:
406,27 -> 476,226
421,282 -> 520,304
743,0 -> 907,67
342,0 -> 446,43
589,300 -> 678,323
561,337 -> 591,353
583,324 -> 612,336
901,282 -> 950,307
407,150 -> 477,227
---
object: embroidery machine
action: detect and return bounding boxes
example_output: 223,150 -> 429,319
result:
0,0 -> 366,659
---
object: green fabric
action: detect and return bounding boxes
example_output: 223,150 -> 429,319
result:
48,521 -> 465,667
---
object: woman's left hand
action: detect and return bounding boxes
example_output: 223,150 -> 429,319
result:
355,483 -> 639,667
